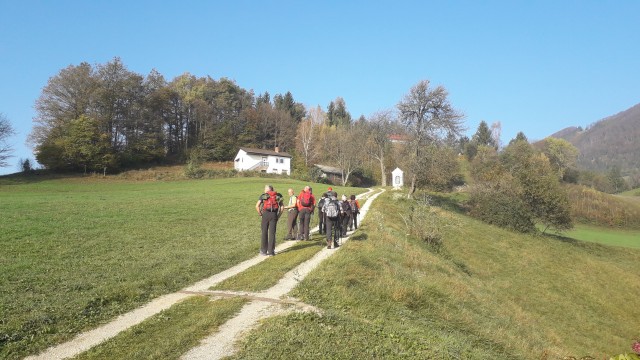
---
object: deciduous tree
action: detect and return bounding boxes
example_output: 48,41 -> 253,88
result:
365,110 -> 394,186
397,80 -> 464,196
541,137 -> 579,180
0,113 -> 16,167
31,62 -> 97,147
296,106 -> 324,166
324,124 -> 363,186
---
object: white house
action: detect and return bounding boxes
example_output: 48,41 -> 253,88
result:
392,167 -> 404,189
234,147 -> 292,175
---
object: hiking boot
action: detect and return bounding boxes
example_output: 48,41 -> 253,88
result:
333,240 -> 339,248
326,239 -> 332,249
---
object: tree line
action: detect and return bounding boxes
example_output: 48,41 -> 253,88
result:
31,58 -> 303,172
33,58 -> 638,234
29,59 -> 466,193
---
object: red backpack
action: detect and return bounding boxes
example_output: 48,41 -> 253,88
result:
262,191 -> 280,211
299,191 -> 313,207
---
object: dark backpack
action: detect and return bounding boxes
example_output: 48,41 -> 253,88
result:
340,201 -> 351,213
317,198 -> 326,211
300,191 -> 313,207
324,197 -> 340,219
262,191 -> 281,211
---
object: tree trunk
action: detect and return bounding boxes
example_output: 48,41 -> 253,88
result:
408,174 -> 417,198
379,156 -> 387,187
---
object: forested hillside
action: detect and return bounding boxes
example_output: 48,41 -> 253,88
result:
550,102 -> 640,176
29,58 -> 354,173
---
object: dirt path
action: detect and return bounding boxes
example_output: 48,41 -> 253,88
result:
26,188 -> 382,360
181,189 -> 384,359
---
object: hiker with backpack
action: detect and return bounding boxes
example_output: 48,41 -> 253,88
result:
284,188 -> 298,240
317,193 -> 327,235
339,194 -> 352,237
348,194 -> 360,231
255,184 -> 283,256
296,185 -> 315,241
323,192 -> 341,249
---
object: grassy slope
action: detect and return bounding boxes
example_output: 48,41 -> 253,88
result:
619,188 -> 640,197
0,175 -> 362,359
566,184 -> 640,229
230,191 -> 640,359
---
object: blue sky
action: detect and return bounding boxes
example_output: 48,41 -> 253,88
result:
1,0 -> 639,175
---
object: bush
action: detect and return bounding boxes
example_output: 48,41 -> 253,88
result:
468,182 -> 536,233
399,196 -> 446,248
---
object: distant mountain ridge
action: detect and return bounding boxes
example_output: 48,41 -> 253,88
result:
548,102 -> 640,175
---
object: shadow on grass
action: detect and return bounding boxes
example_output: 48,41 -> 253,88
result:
349,232 -> 368,241
0,170 -> 80,185
427,193 -> 469,215
277,241 -> 323,255
541,232 -> 610,253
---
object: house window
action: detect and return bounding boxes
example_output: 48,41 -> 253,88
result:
262,156 -> 268,166
395,176 -> 400,184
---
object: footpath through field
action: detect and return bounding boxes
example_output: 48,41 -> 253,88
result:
27,188 -> 384,360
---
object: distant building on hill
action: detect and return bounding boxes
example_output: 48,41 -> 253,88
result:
388,134 -> 410,144
313,164 -> 343,184
234,147 -> 292,175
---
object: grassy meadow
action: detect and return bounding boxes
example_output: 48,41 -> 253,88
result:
229,191 -> 640,359
0,175 -> 362,359
564,224 -> 640,249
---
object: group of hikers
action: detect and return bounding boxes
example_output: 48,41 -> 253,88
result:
255,184 -> 360,256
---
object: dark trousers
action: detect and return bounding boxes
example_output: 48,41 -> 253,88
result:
341,212 -> 351,235
260,210 -> 278,255
318,211 -> 325,234
286,210 -> 298,239
326,216 -> 340,245
298,208 -> 312,240
351,212 -> 358,230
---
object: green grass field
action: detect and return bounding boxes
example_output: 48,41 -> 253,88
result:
564,224 -> 640,249
3,174 -> 640,359
228,191 -> 640,359
0,175 -> 362,359
619,188 -> 640,197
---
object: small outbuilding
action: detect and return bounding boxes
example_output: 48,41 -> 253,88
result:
313,164 -> 343,185
234,147 -> 292,175
392,167 -> 404,189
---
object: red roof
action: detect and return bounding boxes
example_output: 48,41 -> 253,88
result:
389,134 -> 409,142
